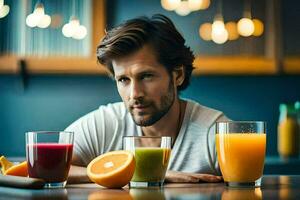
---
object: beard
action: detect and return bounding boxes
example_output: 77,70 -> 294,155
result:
128,81 -> 175,127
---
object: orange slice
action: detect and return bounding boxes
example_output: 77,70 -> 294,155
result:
0,156 -> 14,174
87,150 -> 135,189
4,161 -> 28,177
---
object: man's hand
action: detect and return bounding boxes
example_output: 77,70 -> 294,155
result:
165,170 -> 223,183
67,165 -> 91,184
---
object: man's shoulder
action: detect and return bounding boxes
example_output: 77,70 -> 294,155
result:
87,102 -> 128,120
185,99 -> 226,126
65,102 -> 128,131
186,99 -> 223,116
73,102 -> 127,123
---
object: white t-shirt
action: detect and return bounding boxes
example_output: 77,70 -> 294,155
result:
65,99 -> 228,175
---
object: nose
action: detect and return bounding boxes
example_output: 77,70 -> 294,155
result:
129,80 -> 144,100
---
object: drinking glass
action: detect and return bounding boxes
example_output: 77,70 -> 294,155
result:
26,131 -> 74,188
123,136 -> 171,188
216,121 -> 266,187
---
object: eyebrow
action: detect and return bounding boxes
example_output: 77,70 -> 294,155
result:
115,69 -> 158,79
114,74 -> 126,80
137,70 -> 157,75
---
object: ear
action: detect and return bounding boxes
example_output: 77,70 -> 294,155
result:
172,66 -> 185,87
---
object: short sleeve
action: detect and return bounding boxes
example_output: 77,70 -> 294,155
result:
65,103 -> 126,166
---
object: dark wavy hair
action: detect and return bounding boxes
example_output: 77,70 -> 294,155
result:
97,14 -> 195,91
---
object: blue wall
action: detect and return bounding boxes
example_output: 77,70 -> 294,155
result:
0,75 -> 119,156
1,75 -> 300,157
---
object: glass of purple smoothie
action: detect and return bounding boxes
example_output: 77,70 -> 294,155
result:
26,131 -> 74,188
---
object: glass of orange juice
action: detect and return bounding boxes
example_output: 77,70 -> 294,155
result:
216,121 -> 266,187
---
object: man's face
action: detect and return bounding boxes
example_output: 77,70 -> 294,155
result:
112,45 -> 176,126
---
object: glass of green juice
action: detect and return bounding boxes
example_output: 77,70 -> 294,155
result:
123,136 -> 172,188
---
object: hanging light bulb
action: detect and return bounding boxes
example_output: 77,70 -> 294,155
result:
199,22 -> 212,41
0,0 -> 9,19
188,0 -> 203,11
29,3 -> 45,27
237,17 -> 254,37
238,0 -> 254,37
26,13 -> 38,27
252,19 -> 264,36
225,21 -> 239,40
209,0 -> 228,45
62,16 -> 87,40
212,20 -> 226,35
161,0 -> 209,15
211,29 -> 228,44
0,5 -> 9,18
37,14 -> 51,28
33,3 -> 45,19
73,25 -> 87,40
62,17 -> 79,37
211,24 -> 228,44
26,2 -> 51,28
161,0 -> 181,11
62,23 -> 72,37
69,17 -> 80,29
62,0 -> 88,40
211,15 -> 228,44
175,1 -> 191,16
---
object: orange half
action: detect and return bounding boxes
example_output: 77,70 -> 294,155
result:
0,156 -> 14,174
87,150 -> 135,189
4,161 -> 28,177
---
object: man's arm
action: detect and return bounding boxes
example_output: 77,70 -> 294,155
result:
67,155 -> 91,184
165,170 -> 223,183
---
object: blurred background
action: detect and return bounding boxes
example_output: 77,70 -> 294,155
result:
0,0 -> 300,174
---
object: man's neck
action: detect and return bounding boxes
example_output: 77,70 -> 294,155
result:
141,99 -> 186,141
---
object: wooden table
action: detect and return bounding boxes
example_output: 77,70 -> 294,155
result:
0,175 -> 299,199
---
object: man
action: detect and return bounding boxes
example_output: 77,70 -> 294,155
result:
67,14 -> 227,183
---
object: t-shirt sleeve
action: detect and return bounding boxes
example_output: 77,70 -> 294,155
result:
207,114 -> 230,176
65,104 -> 125,166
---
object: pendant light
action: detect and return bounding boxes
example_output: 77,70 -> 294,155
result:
237,0 -> 254,37
62,0 -> 87,40
211,0 -> 228,44
0,0 -> 9,19
26,1 -> 51,28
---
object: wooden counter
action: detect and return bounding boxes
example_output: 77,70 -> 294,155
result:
0,175 -> 299,199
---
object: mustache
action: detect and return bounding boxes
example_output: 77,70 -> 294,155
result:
128,98 -> 151,108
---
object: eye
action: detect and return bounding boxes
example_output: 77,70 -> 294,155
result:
141,73 -> 154,80
117,77 -> 129,84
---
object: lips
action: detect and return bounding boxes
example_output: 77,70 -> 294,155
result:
132,105 -> 149,110
130,103 -> 151,112
133,105 -> 148,109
